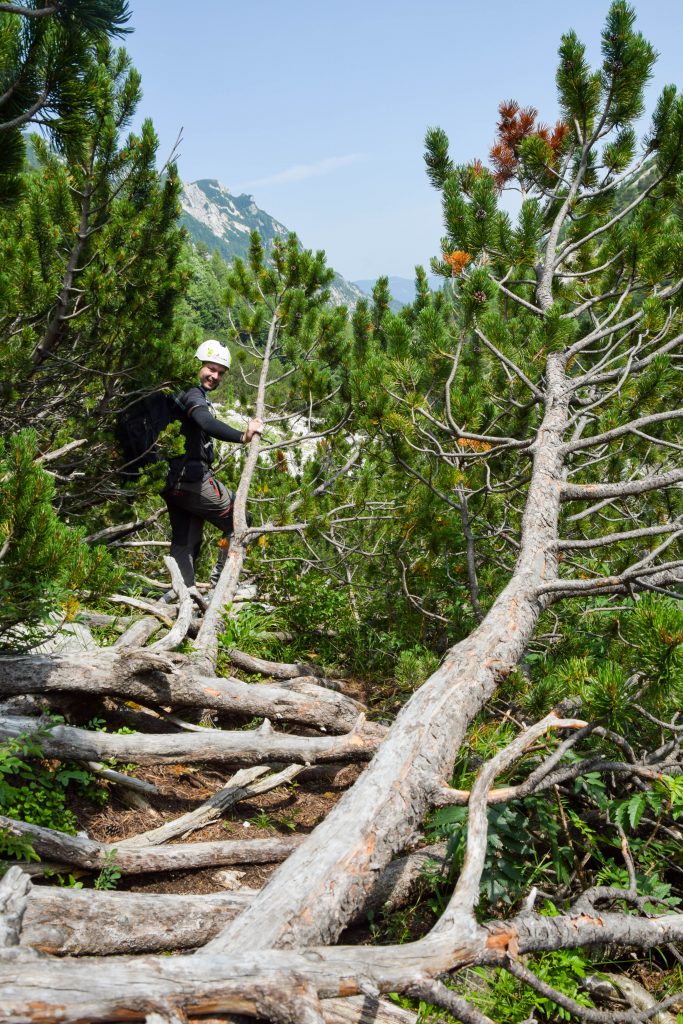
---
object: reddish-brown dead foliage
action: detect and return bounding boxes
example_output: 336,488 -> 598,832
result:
490,99 -> 568,188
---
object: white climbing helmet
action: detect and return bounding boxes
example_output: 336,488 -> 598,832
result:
195,339 -> 232,368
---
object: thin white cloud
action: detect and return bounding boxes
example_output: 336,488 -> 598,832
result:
236,154 -> 364,190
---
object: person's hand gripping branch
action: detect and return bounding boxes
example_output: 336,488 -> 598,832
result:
242,418 -> 264,443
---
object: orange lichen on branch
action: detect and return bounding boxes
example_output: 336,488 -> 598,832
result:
443,250 -> 472,276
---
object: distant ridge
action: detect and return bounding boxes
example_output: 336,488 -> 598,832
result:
180,179 -> 366,308
353,275 -> 444,310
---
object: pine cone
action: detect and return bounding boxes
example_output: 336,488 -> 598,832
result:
473,290 -> 487,304
475,208 -> 487,221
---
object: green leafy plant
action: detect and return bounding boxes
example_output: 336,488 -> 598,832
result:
0,828 -> 40,871
468,949 -> 595,1022
44,870 -> 84,889
277,807 -> 300,832
394,645 -> 440,694
428,795 -> 573,909
94,849 -> 122,890
0,431 -> 120,651
218,604 -> 285,659
249,809 -> 276,833
0,726 -> 109,850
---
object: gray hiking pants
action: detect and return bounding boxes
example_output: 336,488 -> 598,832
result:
164,474 -> 234,587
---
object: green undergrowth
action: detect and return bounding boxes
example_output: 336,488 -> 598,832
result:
0,723 -> 109,871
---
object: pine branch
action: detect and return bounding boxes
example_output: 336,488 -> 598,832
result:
561,467 -> 683,501
563,408 -> 683,453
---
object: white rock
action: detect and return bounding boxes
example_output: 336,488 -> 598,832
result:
213,869 -> 246,890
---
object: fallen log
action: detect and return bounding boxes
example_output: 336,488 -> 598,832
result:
113,615 -> 162,648
21,886 -> 255,955
0,653 -> 365,732
226,647 -> 323,679
0,714 -> 380,766
0,816 -> 302,873
16,843 -> 448,955
4,899 -> 683,1023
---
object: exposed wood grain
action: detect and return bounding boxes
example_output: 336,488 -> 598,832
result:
0,653 -> 365,732
0,714 -> 380,766
0,815 -> 302,872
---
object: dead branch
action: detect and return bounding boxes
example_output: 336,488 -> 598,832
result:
1,816 -> 302,873
0,714 -> 381,765
407,980 -> 495,1024
34,438 -> 86,464
192,314 -> 278,675
82,760 -> 160,795
85,507 -> 167,544
147,557 -> 193,652
108,595 -> 175,627
225,647 -> 323,678
0,653 -> 366,732
113,615 -> 163,648
117,763 -> 302,847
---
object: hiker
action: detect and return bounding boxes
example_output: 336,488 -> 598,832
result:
163,340 -> 263,591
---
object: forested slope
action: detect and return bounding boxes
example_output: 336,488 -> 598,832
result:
1,3 -> 683,1023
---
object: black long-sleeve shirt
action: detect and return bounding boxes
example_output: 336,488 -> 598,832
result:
168,385 -> 243,483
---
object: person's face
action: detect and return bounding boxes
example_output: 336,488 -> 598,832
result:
199,361 -> 227,391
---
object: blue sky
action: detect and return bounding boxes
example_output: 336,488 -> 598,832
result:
123,1 -> 683,281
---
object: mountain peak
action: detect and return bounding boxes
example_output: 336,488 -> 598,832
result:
180,179 -> 365,308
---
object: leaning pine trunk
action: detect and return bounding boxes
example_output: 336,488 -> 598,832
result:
204,353 -> 570,952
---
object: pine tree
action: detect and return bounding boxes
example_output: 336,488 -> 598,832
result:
0,429 -> 119,650
0,40 -> 192,524
0,0 -> 131,202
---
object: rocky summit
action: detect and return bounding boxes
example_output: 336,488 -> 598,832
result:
180,178 -> 366,308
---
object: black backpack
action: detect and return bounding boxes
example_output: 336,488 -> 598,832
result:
116,391 -> 186,480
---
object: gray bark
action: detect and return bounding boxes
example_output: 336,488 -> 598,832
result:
226,648 -> 323,679
1,816 -> 302,873
203,353 -> 571,954
4,904 -> 683,1022
0,715 -> 380,766
16,843 -> 448,956
21,887 -> 255,955
192,314 -> 278,675
0,867 -> 30,948
0,653 -> 364,732
113,615 -> 162,648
